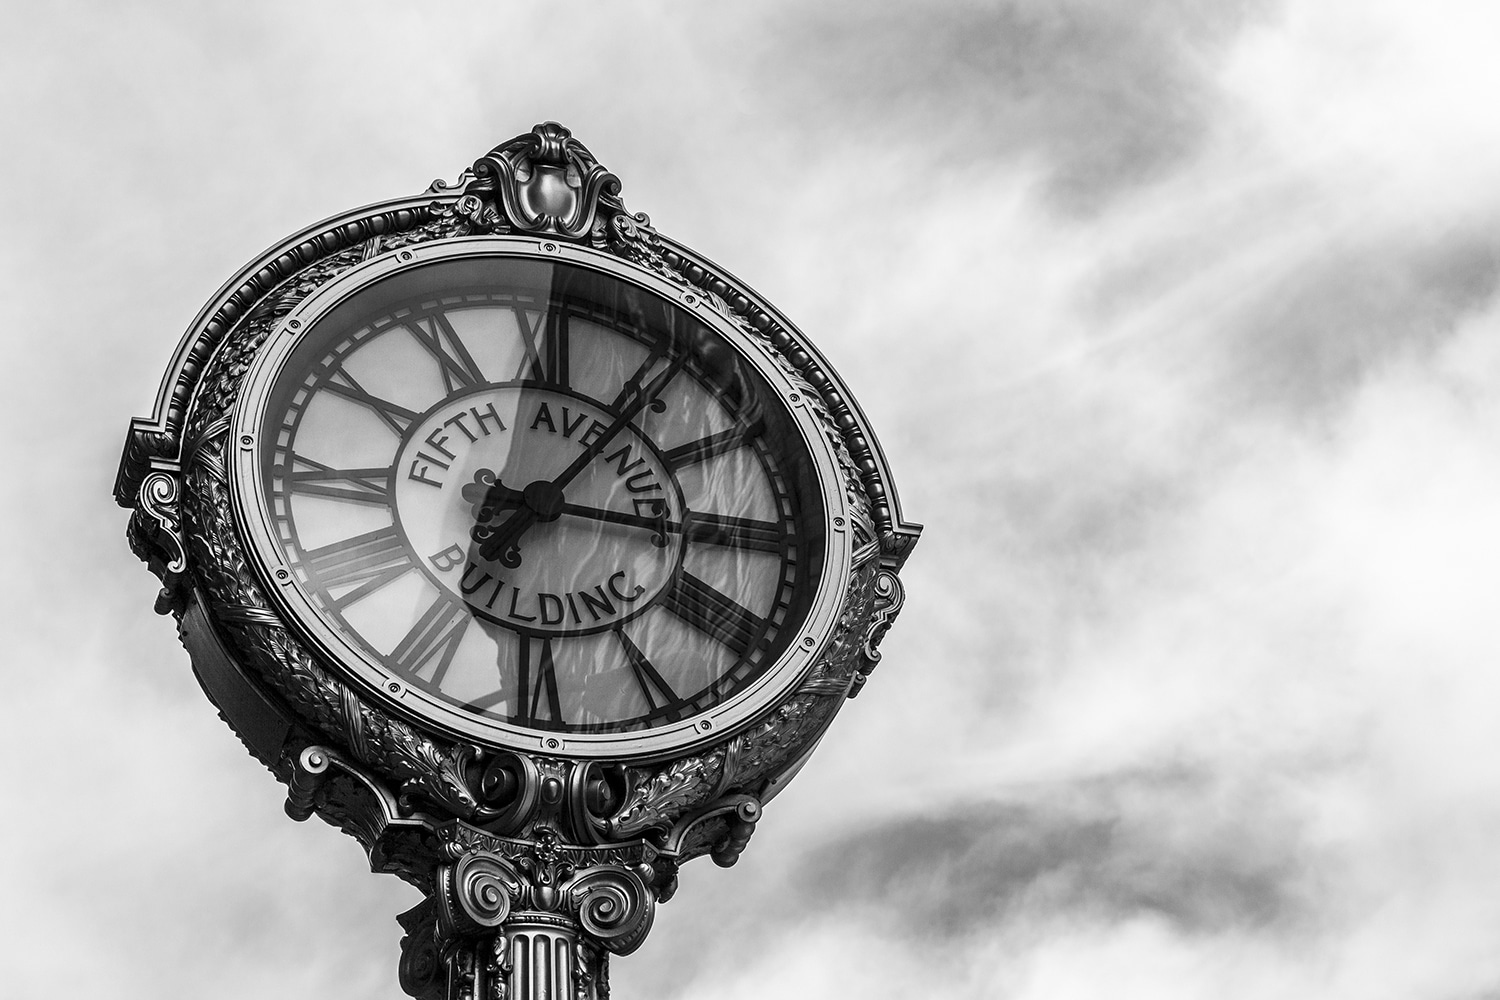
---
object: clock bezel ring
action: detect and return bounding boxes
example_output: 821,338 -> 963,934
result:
229,236 -> 854,760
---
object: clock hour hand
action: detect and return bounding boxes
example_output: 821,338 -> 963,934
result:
471,505 -> 534,567
461,471 -> 531,566
553,499 -> 673,547
461,471 -> 525,516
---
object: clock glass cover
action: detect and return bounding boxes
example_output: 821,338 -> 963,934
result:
240,250 -> 833,746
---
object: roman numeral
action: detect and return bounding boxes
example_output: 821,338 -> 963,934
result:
511,306 -> 570,387
406,312 -> 486,392
661,572 -> 765,654
512,306 -> 552,383
616,629 -> 682,717
463,634 -> 564,723
608,340 -> 684,414
286,454 -> 391,506
320,368 -> 419,436
304,526 -> 413,608
543,309 -> 570,388
517,635 -> 563,727
683,512 -> 785,553
661,424 -> 758,470
389,593 -> 470,684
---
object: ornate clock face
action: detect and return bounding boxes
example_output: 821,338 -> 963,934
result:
236,245 -> 842,752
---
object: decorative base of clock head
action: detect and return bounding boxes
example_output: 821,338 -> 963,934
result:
287,744 -> 669,1000
397,846 -> 648,1000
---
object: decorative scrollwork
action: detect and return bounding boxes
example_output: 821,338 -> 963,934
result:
573,941 -> 602,1000
130,470 -> 189,614
850,569 -> 906,698
284,746 -> 332,821
445,853 -> 523,930
422,845 -> 651,1000
467,123 -> 624,242
476,751 -> 542,836
564,760 -> 627,846
487,931 -> 513,1000
569,865 -> 655,956
139,471 -> 186,572
398,900 -> 446,1000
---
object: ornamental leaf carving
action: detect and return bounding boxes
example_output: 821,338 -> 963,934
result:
183,436 -> 482,818
607,751 -> 726,840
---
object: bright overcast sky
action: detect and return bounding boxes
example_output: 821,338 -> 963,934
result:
7,1 -> 1500,998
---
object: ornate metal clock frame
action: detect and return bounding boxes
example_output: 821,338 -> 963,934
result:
117,123 -> 920,1000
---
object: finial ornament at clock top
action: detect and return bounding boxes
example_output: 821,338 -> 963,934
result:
117,121 -> 920,1000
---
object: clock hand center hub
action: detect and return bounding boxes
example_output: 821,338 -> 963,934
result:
522,479 -> 566,522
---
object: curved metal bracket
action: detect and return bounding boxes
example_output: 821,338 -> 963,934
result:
659,792 -> 763,868
850,569 -> 907,698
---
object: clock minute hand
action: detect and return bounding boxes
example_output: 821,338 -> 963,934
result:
549,351 -> 686,492
557,506 -> 785,554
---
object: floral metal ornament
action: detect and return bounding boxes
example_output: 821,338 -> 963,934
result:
467,122 -> 624,241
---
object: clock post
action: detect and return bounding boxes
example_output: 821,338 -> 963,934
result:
118,123 -> 920,999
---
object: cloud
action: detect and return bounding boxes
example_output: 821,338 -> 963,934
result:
756,0 -> 1274,213
798,767 -> 1305,937
1206,228 -> 1500,417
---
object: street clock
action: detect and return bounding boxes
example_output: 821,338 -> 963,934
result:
118,123 -> 920,1000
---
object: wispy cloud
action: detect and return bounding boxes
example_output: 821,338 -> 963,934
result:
758,0 -> 1274,213
799,768 -> 1306,936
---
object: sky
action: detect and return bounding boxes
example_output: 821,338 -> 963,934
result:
5,1 -> 1500,997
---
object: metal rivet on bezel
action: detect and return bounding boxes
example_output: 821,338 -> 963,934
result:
287,318 -> 301,330
833,517 -> 845,528
239,434 -> 254,448
542,242 -> 558,253
802,637 -> 816,649
386,681 -> 404,695
274,569 -> 289,582
683,293 -> 696,305
544,737 -> 562,750
788,393 -> 801,404
696,719 -> 713,733
399,250 -> 413,261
